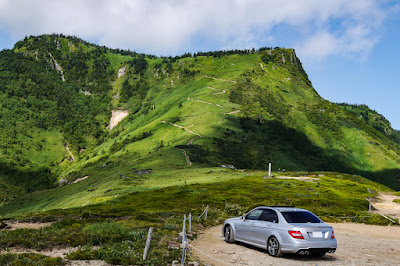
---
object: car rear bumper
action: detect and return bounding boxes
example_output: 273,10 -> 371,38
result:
281,239 -> 337,254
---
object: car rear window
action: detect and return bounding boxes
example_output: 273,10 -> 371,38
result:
281,211 -> 322,223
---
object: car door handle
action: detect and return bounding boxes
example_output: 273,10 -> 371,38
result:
251,222 -> 255,226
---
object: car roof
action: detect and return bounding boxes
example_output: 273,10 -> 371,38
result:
255,206 -> 308,212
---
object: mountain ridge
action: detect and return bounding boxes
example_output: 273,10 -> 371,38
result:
0,33 -> 399,213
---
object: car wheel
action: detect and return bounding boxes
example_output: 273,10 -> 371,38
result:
224,225 -> 234,243
267,236 -> 283,257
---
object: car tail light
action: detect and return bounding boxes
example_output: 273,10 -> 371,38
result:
331,230 -> 335,239
288,230 -> 304,239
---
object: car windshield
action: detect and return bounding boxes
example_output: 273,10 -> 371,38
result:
281,211 -> 322,223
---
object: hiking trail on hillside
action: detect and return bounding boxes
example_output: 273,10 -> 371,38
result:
162,120 -> 202,137
372,193 -> 400,221
65,145 -> 75,162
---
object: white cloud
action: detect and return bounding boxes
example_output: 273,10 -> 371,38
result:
0,0 -> 395,58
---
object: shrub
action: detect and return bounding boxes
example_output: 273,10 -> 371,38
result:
0,253 -> 64,265
82,222 -> 136,245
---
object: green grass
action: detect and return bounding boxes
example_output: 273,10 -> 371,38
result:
0,253 -> 64,265
0,167 -> 248,216
4,171 -> 395,222
0,171 -> 396,264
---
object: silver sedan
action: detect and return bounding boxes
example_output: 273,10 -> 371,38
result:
222,206 -> 337,257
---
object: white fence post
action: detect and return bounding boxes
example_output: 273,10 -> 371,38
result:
143,227 -> 153,261
188,213 -> 192,232
268,162 -> 272,177
181,214 -> 187,265
204,205 -> 209,220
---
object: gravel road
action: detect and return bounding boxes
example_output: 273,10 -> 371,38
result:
190,223 -> 400,265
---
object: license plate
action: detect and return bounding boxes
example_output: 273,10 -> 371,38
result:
312,231 -> 323,238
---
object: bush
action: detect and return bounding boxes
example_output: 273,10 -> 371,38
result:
82,222 -> 137,245
0,253 -> 64,265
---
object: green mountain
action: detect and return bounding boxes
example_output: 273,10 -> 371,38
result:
338,103 -> 400,144
0,34 -> 399,214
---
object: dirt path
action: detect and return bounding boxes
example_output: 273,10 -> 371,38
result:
188,97 -> 223,108
162,120 -> 202,137
373,193 -> 400,221
65,145 -> 75,162
225,110 -> 240,115
204,75 -> 237,83
108,110 -> 129,130
190,223 -> 400,265
1,221 -> 52,231
181,149 -> 192,166
274,176 -> 320,182
207,86 -> 226,95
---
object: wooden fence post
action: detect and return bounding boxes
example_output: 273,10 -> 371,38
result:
143,227 -> 153,261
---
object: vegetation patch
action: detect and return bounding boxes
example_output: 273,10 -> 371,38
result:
0,253 -> 64,265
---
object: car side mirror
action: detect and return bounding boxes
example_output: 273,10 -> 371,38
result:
241,216 -> 245,220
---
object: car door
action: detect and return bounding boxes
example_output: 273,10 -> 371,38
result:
252,209 -> 279,246
235,209 -> 263,242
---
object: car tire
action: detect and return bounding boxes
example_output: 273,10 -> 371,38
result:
224,225 -> 235,243
267,236 -> 283,257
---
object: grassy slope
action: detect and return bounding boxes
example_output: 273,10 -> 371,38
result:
1,36 -> 400,265
338,103 -> 400,144
1,35 -> 400,218
0,172 -> 396,264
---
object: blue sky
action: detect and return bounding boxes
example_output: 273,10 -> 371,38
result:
0,0 -> 399,129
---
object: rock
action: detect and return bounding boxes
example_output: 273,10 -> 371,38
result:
117,66 -> 126,79
221,164 -> 236,170
58,178 -> 69,186
188,262 -> 200,266
171,260 -> 180,266
168,241 -> 180,250
132,169 -> 151,175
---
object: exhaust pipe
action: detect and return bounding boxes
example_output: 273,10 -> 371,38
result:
298,250 -> 310,255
